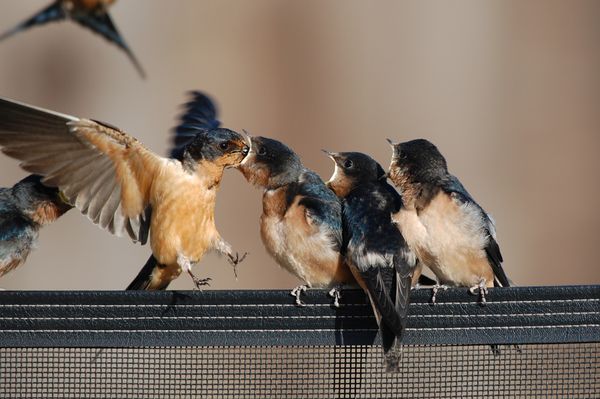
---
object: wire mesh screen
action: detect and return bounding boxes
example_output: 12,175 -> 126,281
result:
1,343 -> 598,399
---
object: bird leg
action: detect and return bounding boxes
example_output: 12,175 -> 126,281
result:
328,285 -> 343,308
177,254 -> 211,290
290,285 -> 309,307
430,283 -> 449,304
215,239 -> 247,279
469,278 -> 489,305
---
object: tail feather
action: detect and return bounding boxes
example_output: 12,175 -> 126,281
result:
126,255 -> 170,290
0,2 -> 66,42
71,11 -> 146,78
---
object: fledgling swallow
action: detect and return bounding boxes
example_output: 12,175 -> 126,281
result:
127,91 -> 243,290
326,151 -> 417,372
238,136 -> 356,306
0,95 -> 249,290
387,138 -> 510,304
0,174 -> 72,278
0,0 -> 145,78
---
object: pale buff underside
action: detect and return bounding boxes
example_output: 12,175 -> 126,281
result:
393,191 -> 493,287
260,188 -> 354,288
149,161 -> 219,266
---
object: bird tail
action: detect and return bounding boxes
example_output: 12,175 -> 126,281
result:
0,2 -> 66,42
361,267 -> 412,373
126,255 -> 171,290
381,324 -> 403,373
71,11 -> 146,78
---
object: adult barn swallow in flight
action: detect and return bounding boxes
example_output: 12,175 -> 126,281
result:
0,174 -> 71,278
0,96 -> 249,289
127,91 -> 244,290
387,138 -> 509,304
0,0 -> 145,78
238,136 -> 355,306
326,151 -> 417,372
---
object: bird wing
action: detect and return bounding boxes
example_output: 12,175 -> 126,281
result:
296,171 -> 343,250
170,91 -> 221,159
0,97 -> 165,243
442,175 -> 510,287
0,211 -> 32,243
0,2 -> 67,42
71,9 -> 145,78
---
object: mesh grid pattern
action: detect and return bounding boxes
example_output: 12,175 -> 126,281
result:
1,343 -> 598,399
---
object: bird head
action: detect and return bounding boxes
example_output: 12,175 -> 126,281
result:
237,136 -> 303,190
182,128 -> 249,171
13,175 -> 72,225
387,138 -> 448,187
323,151 -> 386,198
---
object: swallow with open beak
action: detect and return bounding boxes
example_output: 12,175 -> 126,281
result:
0,174 -> 72,278
0,95 -> 249,290
387,138 -> 509,304
237,136 -> 355,306
0,0 -> 145,78
325,150 -> 417,372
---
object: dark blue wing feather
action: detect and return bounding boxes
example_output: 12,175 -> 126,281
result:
0,2 -> 66,42
170,91 -> 221,159
288,170 -> 343,249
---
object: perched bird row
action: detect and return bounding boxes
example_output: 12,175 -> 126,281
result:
0,92 -> 510,371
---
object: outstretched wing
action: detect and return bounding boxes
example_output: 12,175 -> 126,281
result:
170,91 -> 221,159
0,97 -> 165,243
71,10 -> 145,78
442,175 -> 510,287
0,2 -> 67,42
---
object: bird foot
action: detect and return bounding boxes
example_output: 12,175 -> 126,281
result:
189,272 -> 212,290
328,286 -> 342,308
469,278 -> 489,305
290,285 -> 308,307
228,252 -> 248,279
431,284 -> 449,304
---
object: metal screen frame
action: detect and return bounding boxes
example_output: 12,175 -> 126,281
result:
0,286 -> 598,399
0,285 -> 598,347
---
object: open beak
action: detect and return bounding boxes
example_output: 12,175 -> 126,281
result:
321,149 -> 340,160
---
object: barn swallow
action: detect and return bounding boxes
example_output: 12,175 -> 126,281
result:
0,96 -> 249,290
0,0 -> 145,78
237,136 -> 355,306
0,174 -> 71,278
325,151 -> 417,372
127,91 -> 243,290
387,138 -> 509,304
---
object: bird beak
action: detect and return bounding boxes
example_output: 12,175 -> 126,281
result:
386,138 -> 398,147
321,149 -> 339,160
241,129 -> 253,150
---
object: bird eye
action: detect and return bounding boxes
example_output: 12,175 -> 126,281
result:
344,159 -> 353,169
257,147 -> 267,156
219,142 -> 229,150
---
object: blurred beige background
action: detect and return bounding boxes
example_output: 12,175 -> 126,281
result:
0,0 -> 598,290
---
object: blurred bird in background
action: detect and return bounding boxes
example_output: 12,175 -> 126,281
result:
0,96 -> 248,290
326,151 -> 417,372
387,138 -> 509,304
0,174 -> 71,278
238,136 -> 356,306
0,0 -> 145,78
